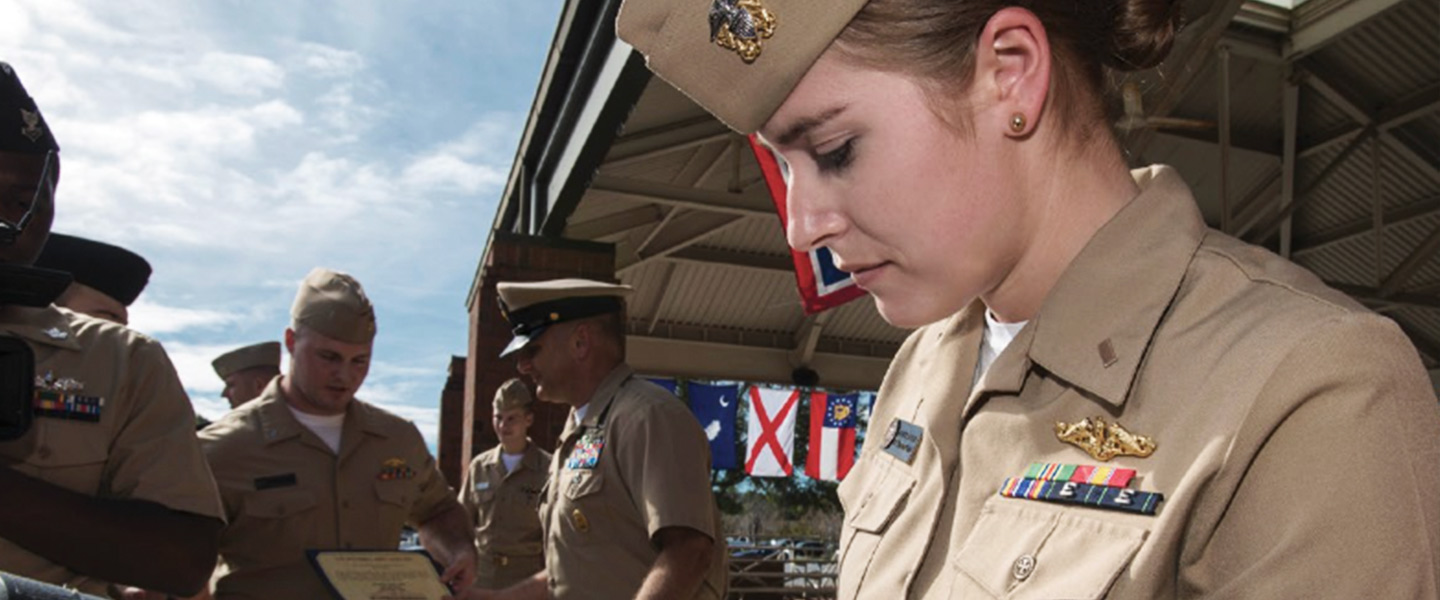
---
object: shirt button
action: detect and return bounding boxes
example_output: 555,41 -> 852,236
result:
1013,554 -> 1036,581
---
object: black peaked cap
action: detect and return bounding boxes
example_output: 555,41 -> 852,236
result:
36,234 -> 152,306
0,62 -> 59,155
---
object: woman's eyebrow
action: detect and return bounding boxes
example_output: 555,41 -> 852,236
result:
776,105 -> 848,146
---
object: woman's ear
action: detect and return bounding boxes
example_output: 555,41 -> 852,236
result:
973,7 -> 1052,137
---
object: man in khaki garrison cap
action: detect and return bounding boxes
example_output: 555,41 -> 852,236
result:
472,279 -> 726,600
0,61 -> 224,597
199,268 -> 477,599
211,341 -> 281,409
458,378 -> 551,592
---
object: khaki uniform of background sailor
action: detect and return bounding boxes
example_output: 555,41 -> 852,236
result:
199,268 -> 477,599
619,1 -> 1440,598
0,61 -> 224,597
459,378 -> 551,591
469,279 -> 726,600
212,341 -> 282,410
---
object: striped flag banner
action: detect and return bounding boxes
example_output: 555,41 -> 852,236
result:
806,392 -> 857,481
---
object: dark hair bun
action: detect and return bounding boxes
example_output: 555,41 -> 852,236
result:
1106,0 -> 1184,71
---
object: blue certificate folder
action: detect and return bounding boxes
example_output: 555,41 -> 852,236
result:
306,549 -> 450,600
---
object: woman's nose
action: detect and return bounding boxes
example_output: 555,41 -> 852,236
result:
784,175 -> 845,253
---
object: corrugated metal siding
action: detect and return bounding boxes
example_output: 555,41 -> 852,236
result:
1310,0 -> 1440,101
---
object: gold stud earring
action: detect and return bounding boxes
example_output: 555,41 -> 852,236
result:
1010,113 -> 1026,133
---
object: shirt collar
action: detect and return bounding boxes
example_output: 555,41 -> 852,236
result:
566,364 -> 634,435
257,377 -> 388,447
1023,165 -> 1206,406
0,304 -> 84,351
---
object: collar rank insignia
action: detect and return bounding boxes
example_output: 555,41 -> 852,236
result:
20,108 -> 44,142
377,458 -> 416,481
1055,416 -> 1156,461
999,461 -> 1164,516
42,327 -> 67,340
565,431 -> 604,470
708,0 -> 776,63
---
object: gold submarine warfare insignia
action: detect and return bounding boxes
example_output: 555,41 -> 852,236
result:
709,0 -> 777,63
1054,416 -> 1157,462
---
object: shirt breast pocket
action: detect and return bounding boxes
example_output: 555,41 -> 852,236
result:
375,479 -> 415,524
561,470 -> 605,542
243,488 -> 318,519
949,499 -> 1147,600
32,420 -> 109,495
838,464 -> 915,595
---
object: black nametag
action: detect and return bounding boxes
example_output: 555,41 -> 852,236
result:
254,473 -> 297,490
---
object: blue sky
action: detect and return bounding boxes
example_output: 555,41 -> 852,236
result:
0,0 -> 565,450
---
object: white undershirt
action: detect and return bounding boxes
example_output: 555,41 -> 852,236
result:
288,405 -> 345,454
502,452 -> 525,473
976,309 -> 1030,382
572,404 -> 589,426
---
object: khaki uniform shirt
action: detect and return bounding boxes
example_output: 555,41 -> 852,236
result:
0,305 -> 224,595
199,378 -> 456,600
460,440 -> 551,588
838,165 -> 1440,599
541,365 -> 728,600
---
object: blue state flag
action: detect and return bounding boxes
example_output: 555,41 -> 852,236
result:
687,382 -> 740,470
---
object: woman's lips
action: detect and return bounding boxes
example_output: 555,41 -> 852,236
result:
847,262 -> 889,289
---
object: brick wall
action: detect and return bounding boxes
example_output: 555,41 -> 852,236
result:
435,356 -> 468,488
436,232 -> 614,486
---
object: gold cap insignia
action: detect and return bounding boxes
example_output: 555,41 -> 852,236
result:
19,108 -> 43,142
708,0 -> 776,63
1055,416 -> 1156,462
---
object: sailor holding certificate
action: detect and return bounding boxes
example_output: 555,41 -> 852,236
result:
200,268 -> 477,599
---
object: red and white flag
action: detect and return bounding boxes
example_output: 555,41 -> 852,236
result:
745,387 -> 799,477
806,393 -> 858,481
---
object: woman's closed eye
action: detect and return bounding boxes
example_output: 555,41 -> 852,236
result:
815,138 -> 855,174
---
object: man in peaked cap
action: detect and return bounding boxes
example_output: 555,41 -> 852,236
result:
199,268 -> 477,599
459,378 -> 551,592
0,61 -> 225,596
36,233 -> 152,325
212,341 -> 282,409
475,279 -> 726,600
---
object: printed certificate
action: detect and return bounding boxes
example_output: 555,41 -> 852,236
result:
307,550 -> 451,600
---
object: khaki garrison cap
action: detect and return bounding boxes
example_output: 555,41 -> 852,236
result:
493,378 -> 535,413
212,341 -> 281,380
291,268 -> 377,344
617,0 -> 870,134
495,279 -> 632,358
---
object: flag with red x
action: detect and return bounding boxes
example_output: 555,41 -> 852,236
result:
745,386 -> 800,477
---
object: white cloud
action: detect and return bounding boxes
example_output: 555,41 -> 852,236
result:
161,341 -> 242,394
191,52 -> 285,96
291,42 -> 365,78
130,300 -> 247,335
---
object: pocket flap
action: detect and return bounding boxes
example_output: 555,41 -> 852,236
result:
564,471 -> 603,501
847,467 -> 915,534
954,500 -> 1147,600
243,489 -> 318,519
374,480 -> 412,507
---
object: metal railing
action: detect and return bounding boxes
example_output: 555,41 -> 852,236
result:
727,539 -> 837,599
